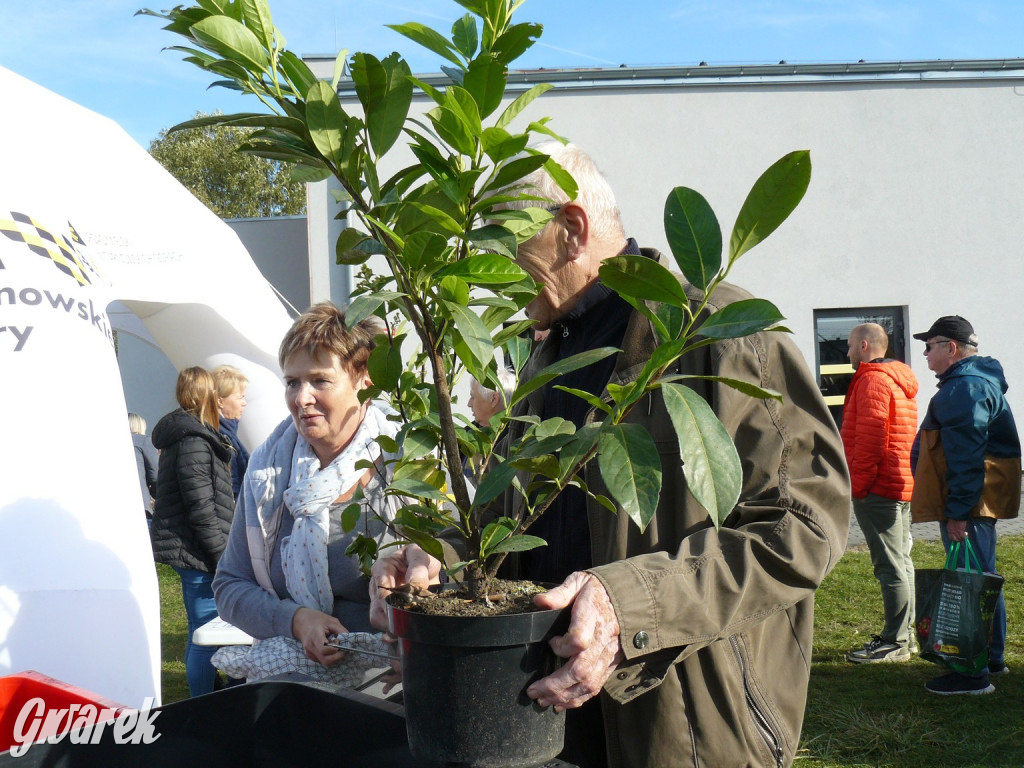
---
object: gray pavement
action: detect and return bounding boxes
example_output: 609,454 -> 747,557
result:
845,479 -> 1024,548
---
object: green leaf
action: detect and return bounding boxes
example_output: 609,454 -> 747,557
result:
238,0 -> 274,50
401,529 -> 447,564
542,156 -> 578,201
599,254 -> 690,308
367,336 -> 404,391
511,347 -> 619,405
698,298 -> 786,339
480,517 -> 516,554
597,423 -> 661,532
491,534 -> 546,554
496,83 -> 553,129
291,164 -> 332,184
558,423 -> 601,478
351,52 -> 413,156
467,225 -> 518,259
427,104 -> 476,157
451,14 -> 479,59
464,56 -> 506,118
480,127 -> 530,163
345,291 -> 405,326
386,22 -> 463,67
306,80 -> 349,167
335,228 -> 372,265
657,303 -> 687,340
440,275 -> 471,306
279,50 -> 318,96
388,477 -> 449,501
664,186 -> 722,290
552,385 -> 613,415
505,334 -> 533,373
403,231 -> 449,273
340,502 -> 361,533
482,208 -> 551,242
445,301 -> 494,372
437,252 -> 527,284
492,318 -> 534,344
730,150 -> 811,262
331,47 -> 349,90
658,374 -> 783,402
485,154 -> 548,194
191,15 -> 269,72
402,428 -> 437,459
490,22 -> 542,64
661,383 -> 741,527
473,458 -> 518,505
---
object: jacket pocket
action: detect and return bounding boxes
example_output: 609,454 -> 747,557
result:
729,635 -> 786,768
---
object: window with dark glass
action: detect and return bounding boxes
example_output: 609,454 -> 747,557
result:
813,307 -> 908,429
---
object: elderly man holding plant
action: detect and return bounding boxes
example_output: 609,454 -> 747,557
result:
372,143 -> 850,768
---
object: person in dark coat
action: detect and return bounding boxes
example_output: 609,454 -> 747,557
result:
151,366 -> 235,697
129,412 -> 158,522
213,364 -> 250,500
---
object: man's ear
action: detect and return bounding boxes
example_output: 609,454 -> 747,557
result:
561,203 -> 589,261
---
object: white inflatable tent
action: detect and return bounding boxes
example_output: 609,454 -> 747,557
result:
0,66 -> 294,707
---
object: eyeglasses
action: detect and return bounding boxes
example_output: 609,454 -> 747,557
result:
924,339 -> 952,352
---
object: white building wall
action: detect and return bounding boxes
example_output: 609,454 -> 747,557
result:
308,62 -> 1024,423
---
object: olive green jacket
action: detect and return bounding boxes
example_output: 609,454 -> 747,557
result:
509,258 -> 850,767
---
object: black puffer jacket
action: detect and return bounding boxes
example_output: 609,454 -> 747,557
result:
150,408 -> 235,572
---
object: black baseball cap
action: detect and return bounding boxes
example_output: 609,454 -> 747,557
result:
912,315 -> 979,347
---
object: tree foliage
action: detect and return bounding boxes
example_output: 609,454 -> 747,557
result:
149,111 -> 306,218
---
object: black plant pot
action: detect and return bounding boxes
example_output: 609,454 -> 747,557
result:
386,588 -> 570,768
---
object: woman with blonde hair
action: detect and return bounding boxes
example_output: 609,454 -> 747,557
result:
212,364 -> 250,500
212,302 -> 403,685
151,366 -> 235,696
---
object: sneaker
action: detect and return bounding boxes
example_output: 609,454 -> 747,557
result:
989,662 -> 1010,677
925,672 -> 994,696
847,635 -> 911,663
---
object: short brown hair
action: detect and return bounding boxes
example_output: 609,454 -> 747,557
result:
212,364 -> 249,399
176,366 -> 220,430
278,301 -> 383,375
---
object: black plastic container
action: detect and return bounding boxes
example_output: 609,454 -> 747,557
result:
0,679 -> 412,767
387,592 -> 570,768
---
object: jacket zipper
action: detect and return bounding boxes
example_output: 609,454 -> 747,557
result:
730,636 -> 784,768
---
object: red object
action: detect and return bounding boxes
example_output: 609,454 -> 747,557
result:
0,671 -> 130,754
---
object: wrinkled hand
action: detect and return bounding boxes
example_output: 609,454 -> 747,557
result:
527,571 -> 624,712
947,518 -> 968,542
291,606 -> 347,666
368,544 -> 442,632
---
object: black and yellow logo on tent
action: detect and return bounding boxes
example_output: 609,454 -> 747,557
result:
0,211 -> 95,287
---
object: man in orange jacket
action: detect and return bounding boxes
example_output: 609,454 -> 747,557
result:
841,322 -> 919,662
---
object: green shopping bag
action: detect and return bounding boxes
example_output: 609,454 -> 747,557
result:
914,538 -> 1004,675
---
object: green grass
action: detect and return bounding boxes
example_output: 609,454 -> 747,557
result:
800,535 -> 1024,767
156,563 -> 190,704
157,537 -> 1024,766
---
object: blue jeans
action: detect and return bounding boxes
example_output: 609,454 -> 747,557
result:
938,518 -> 1005,674
172,566 -> 219,696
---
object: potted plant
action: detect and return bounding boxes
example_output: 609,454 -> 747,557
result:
141,1 -> 810,765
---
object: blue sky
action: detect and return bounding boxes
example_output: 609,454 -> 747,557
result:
3,0 -> 1023,148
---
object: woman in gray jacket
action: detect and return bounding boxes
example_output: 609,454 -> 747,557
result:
212,303 -> 402,685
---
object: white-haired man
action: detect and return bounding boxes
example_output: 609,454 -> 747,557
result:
373,143 -> 850,767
